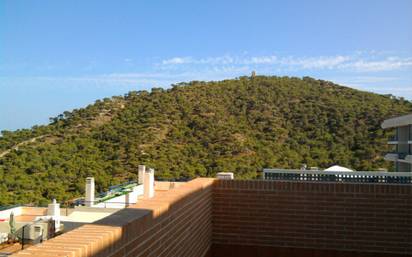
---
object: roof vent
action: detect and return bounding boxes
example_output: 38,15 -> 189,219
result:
216,172 -> 234,180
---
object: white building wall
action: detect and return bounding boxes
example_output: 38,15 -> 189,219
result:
93,185 -> 144,208
0,206 -> 22,220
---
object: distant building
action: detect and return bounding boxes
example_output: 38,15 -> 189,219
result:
323,165 -> 353,172
381,113 -> 412,172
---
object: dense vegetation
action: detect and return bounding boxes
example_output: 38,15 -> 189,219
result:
1,76 -> 411,205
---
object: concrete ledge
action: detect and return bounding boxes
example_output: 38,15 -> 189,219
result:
11,178 -> 215,257
381,113 -> 412,129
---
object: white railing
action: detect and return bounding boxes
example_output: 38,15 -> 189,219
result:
262,169 -> 412,184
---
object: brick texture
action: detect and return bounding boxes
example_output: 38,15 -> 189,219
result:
212,180 -> 412,256
11,178 -> 214,257
10,179 -> 412,257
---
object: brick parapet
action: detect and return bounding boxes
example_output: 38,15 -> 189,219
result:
11,178 -> 214,257
10,178 -> 412,256
212,180 -> 412,255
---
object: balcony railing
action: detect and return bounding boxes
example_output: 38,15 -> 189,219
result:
263,169 -> 412,184
388,152 -> 410,159
388,135 -> 398,142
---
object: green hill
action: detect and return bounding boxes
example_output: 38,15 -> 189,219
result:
1,76 -> 411,205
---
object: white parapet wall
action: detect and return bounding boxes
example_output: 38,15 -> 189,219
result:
93,185 -> 144,208
0,206 -> 23,220
128,184 -> 143,204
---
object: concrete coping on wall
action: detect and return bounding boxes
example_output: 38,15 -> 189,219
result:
11,178 -> 215,257
9,178 -> 412,256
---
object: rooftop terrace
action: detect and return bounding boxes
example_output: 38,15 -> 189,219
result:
10,176 -> 412,257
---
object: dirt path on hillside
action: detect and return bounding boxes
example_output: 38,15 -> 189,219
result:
0,135 -> 47,158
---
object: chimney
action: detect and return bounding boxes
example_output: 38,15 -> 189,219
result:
125,193 -> 131,207
85,177 -> 95,207
48,199 -> 61,232
144,168 -> 155,199
47,199 -> 60,216
138,165 -> 145,185
216,172 -> 234,180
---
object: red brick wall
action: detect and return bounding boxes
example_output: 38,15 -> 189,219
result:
212,180 -> 412,256
12,178 -> 214,257
11,179 -> 412,257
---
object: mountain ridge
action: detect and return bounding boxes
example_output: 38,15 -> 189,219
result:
1,76 -> 411,205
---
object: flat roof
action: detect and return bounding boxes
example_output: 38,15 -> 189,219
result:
381,113 -> 412,129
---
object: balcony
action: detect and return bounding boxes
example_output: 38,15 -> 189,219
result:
384,152 -> 399,161
398,152 -> 407,159
387,136 -> 412,145
404,154 -> 412,163
262,168 -> 412,184
387,135 -> 398,144
397,153 -> 412,164
384,152 -> 412,164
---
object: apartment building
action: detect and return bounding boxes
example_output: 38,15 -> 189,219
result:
381,113 -> 412,172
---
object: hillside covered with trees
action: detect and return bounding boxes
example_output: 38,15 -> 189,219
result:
1,76 -> 411,205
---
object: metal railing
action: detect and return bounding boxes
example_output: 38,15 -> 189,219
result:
0,204 -> 21,211
263,169 -> 412,184
79,200 -> 136,208
388,135 -> 398,142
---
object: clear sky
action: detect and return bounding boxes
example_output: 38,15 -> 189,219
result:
1,0 -> 412,131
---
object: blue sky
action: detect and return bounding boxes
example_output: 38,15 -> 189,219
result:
1,0 -> 412,131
